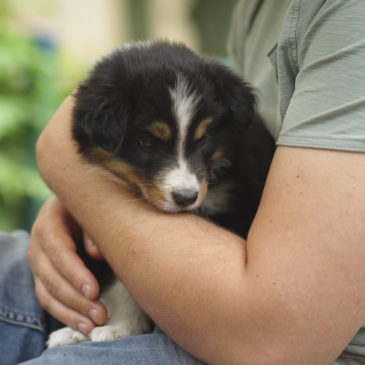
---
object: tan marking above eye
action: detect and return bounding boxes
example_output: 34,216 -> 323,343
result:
148,121 -> 171,141
194,117 -> 213,141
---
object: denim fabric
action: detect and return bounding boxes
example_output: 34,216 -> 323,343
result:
21,327 -> 204,365
0,231 -> 204,365
0,231 -> 46,364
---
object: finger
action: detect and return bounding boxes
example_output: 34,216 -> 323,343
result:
34,247 -> 107,326
30,196 -> 100,300
28,196 -> 107,326
83,231 -> 104,260
34,276 -> 95,334
43,225 -> 101,301
28,198 -> 99,300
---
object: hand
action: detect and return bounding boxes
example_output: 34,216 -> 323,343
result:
28,195 -> 107,334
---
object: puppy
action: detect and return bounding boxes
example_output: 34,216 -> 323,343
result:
47,41 -> 275,348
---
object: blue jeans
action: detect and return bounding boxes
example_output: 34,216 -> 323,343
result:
0,231 -> 204,365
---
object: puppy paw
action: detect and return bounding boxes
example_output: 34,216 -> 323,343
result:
47,327 -> 88,348
90,324 -> 133,342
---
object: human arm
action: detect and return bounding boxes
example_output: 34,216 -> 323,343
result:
35,95 -> 365,365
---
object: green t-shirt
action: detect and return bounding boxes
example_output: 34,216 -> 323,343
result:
228,0 -> 365,363
228,0 -> 365,152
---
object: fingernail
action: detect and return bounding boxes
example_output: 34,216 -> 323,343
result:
89,308 -> 98,322
78,322 -> 87,334
82,284 -> 91,298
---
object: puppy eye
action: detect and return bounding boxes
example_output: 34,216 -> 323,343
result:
196,135 -> 207,146
138,138 -> 154,151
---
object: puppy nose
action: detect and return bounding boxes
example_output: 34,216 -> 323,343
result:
172,190 -> 199,208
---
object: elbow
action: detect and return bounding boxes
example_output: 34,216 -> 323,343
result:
35,129 -> 52,184
35,95 -> 76,188
35,124 -> 64,192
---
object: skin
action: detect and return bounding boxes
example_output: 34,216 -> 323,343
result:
29,196 -> 107,332
30,96 -> 365,364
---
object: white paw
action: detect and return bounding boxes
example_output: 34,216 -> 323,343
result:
47,327 -> 88,348
90,324 -> 134,342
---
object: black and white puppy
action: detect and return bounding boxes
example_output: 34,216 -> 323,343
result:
47,41 -> 275,347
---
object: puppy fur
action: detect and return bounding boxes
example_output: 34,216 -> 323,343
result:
47,41 -> 275,348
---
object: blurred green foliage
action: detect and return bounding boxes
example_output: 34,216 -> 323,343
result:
0,1 -> 70,232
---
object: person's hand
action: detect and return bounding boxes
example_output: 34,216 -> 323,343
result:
28,195 -> 107,334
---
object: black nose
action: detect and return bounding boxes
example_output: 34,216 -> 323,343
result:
172,190 -> 199,208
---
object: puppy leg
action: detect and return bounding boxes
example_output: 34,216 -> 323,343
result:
47,278 -> 150,346
90,278 -> 151,342
47,327 -> 88,348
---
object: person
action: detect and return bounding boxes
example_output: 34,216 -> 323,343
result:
1,0 -> 365,364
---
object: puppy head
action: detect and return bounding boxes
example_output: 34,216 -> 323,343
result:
72,41 -> 255,213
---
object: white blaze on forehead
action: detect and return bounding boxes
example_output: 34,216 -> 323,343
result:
157,75 -> 201,208
169,75 -> 200,165
169,73 -> 200,135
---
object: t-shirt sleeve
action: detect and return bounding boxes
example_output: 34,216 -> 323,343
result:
277,1 -> 365,152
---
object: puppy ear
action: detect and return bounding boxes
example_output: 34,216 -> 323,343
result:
72,83 -> 131,155
207,61 -> 256,134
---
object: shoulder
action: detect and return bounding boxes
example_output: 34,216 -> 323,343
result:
276,0 -> 365,152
